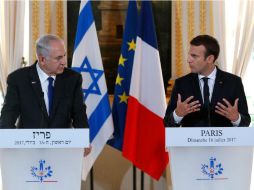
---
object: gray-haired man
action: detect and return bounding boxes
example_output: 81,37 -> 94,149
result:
0,34 -> 89,129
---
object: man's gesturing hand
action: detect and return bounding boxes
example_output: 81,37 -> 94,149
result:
215,98 -> 240,122
175,94 -> 201,117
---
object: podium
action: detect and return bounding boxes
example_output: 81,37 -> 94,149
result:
166,127 -> 254,190
0,129 -> 89,190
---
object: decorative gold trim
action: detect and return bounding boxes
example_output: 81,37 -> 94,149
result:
209,1 -> 214,36
44,1 -> 51,34
32,1 -> 39,61
175,1 -> 183,77
200,0 -> 206,34
56,1 -> 64,39
188,0 -> 195,44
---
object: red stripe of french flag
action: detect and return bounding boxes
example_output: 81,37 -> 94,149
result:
122,35 -> 169,180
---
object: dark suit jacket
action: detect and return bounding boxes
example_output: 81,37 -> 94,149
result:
0,63 -> 89,129
164,68 -> 250,127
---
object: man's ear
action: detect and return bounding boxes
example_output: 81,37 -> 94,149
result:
38,55 -> 46,65
206,54 -> 215,64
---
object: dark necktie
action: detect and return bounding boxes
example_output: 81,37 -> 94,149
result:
47,77 -> 54,116
202,77 -> 210,108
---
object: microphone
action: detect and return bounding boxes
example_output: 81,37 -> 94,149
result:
39,92 -> 45,128
202,77 -> 211,126
207,102 -> 211,127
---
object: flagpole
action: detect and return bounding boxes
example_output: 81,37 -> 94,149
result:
90,167 -> 94,190
141,171 -> 144,190
133,166 -> 136,190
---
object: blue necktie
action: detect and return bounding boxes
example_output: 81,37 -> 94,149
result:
202,77 -> 210,108
47,77 -> 54,116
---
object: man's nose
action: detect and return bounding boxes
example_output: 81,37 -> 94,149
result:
60,58 -> 67,65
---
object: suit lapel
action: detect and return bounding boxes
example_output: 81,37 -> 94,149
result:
29,63 -> 48,118
191,74 -> 203,104
211,68 -> 224,106
50,74 -> 65,118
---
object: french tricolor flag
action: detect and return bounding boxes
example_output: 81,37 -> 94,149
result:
122,1 -> 169,180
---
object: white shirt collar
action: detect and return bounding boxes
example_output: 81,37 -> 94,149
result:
198,66 -> 217,81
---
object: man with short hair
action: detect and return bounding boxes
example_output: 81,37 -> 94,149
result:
0,34 -> 88,129
164,35 -> 250,127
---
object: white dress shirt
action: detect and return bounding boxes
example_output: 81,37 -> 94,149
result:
198,67 -> 217,103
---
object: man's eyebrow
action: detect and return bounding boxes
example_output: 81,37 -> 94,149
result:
55,53 -> 66,59
190,53 -> 198,56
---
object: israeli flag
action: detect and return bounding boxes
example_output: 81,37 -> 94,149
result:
72,0 -> 114,180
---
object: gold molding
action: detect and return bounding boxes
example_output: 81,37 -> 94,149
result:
44,1 -> 51,34
175,1 -> 183,77
56,1 -> 64,39
32,1 -> 39,61
188,0 -> 195,44
200,1 -> 207,34
209,1 -> 214,36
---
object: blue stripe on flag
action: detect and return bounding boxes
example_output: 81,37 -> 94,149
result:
137,1 -> 158,50
74,1 -> 94,51
88,93 -> 111,141
72,0 -> 113,180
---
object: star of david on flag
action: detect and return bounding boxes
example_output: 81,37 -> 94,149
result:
72,56 -> 103,101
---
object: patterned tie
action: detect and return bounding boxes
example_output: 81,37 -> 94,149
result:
202,77 -> 210,108
47,77 -> 54,116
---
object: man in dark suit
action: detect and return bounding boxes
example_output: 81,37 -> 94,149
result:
164,35 -> 250,127
0,34 -> 88,129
